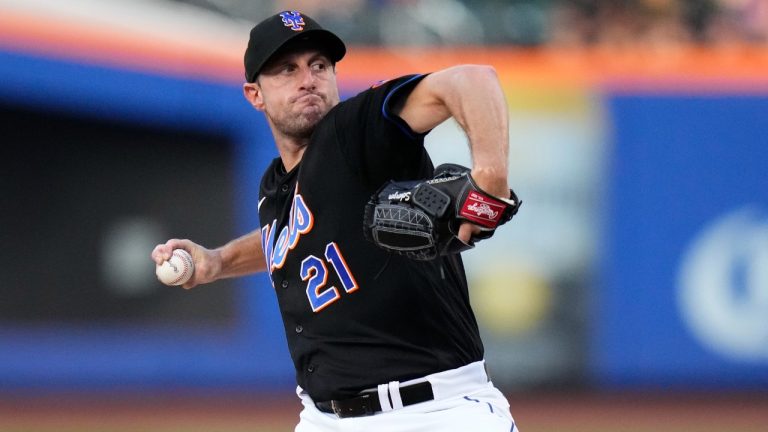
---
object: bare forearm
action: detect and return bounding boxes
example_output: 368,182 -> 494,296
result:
152,229 -> 266,289
441,66 -> 509,193
216,229 -> 267,278
399,65 -> 510,197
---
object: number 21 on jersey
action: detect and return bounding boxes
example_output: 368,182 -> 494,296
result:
301,242 -> 359,312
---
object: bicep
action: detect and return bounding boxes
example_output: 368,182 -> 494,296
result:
393,69 -> 454,134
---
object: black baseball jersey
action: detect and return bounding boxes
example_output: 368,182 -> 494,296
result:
258,74 -> 483,402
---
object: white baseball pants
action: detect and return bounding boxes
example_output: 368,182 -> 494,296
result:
294,361 -> 519,432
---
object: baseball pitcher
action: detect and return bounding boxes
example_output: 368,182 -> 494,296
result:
152,10 -> 521,432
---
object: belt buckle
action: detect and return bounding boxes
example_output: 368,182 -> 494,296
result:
331,393 -> 375,418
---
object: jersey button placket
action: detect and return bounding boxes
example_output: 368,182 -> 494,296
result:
280,184 -> 290,193
295,324 -> 303,334
281,280 -> 289,289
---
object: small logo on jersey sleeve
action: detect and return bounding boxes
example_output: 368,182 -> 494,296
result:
280,11 -> 305,31
370,78 -> 392,89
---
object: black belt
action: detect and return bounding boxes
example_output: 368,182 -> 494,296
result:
315,381 -> 434,418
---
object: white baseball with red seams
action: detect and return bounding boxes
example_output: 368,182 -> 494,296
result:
155,249 -> 194,286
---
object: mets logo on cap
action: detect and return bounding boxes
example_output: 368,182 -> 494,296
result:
280,11 -> 305,31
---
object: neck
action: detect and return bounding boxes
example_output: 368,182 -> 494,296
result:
274,135 -> 309,172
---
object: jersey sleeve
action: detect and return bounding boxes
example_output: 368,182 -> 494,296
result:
332,74 -> 433,187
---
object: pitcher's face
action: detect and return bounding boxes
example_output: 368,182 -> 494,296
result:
245,49 -> 340,139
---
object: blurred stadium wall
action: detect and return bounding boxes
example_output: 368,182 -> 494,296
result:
1,0 -> 767,395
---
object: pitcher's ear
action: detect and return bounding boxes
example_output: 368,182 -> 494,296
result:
243,82 -> 265,111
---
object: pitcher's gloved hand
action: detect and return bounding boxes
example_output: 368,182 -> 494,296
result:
363,163 -> 521,260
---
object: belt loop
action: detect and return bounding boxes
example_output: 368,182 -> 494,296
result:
377,384 -> 392,412
388,381 -> 403,409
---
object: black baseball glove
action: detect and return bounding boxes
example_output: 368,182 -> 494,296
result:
363,163 -> 521,260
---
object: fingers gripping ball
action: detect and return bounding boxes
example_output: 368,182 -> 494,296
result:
156,249 -> 195,286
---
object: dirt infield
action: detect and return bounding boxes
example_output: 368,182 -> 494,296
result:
1,391 -> 766,432
507,391 -> 768,432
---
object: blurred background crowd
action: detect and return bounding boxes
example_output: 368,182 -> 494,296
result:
174,0 -> 768,47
